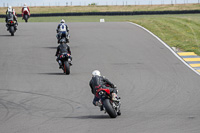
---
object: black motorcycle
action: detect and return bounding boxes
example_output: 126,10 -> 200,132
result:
6,14 -> 17,36
59,53 -> 71,75
57,31 -> 70,44
96,87 -> 121,118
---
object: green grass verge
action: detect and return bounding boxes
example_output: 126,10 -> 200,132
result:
1,14 -> 200,55
130,14 -> 200,55
1,4 -> 200,14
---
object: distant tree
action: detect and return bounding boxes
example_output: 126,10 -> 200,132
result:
88,3 -> 97,6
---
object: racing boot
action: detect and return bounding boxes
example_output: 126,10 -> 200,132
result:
6,24 -> 9,31
14,25 -> 18,30
68,58 -> 72,66
58,60 -> 62,69
16,21 -> 18,26
112,93 -> 118,101
95,101 -> 104,111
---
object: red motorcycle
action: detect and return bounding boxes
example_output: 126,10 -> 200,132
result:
23,10 -> 29,23
96,86 -> 121,118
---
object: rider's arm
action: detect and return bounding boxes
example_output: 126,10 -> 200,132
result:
89,80 -> 94,94
55,46 -> 60,56
103,77 -> 115,88
67,45 -> 71,55
27,7 -> 30,12
65,24 -> 69,32
56,24 -> 60,33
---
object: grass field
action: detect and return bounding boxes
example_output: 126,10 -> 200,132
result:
0,4 -> 200,14
130,14 -> 200,55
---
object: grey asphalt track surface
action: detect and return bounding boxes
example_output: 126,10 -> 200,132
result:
0,22 -> 200,133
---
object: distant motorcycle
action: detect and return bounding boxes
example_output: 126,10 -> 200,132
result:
23,10 -> 30,23
58,53 -> 71,75
96,86 -> 121,118
56,31 -> 70,44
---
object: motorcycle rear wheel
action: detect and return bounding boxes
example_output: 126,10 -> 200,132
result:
103,99 -> 117,118
63,61 -> 70,75
24,15 -> 28,23
10,26 -> 15,36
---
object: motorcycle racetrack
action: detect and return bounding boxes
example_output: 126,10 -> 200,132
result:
0,22 -> 200,133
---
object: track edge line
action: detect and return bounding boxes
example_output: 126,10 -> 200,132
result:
127,22 -> 200,76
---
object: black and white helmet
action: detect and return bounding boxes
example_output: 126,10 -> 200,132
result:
60,19 -> 65,23
60,39 -> 66,44
92,70 -> 101,77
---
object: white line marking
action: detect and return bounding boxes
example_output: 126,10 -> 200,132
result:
128,22 -> 200,76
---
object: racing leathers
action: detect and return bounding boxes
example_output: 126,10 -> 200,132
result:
6,9 -> 17,22
56,23 -> 69,43
22,6 -> 30,18
5,9 -> 18,30
55,43 -> 72,67
89,75 -> 118,108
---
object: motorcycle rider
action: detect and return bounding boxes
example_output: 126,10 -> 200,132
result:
56,19 -> 69,43
55,39 -> 72,68
5,6 -> 18,30
21,3 -> 30,19
89,70 -> 118,110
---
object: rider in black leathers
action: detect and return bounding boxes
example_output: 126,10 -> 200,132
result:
89,70 -> 118,110
5,6 -> 18,30
55,39 -> 72,68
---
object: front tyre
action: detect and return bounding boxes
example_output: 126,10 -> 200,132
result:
63,61 -> 70,75
103,99 -> 117,118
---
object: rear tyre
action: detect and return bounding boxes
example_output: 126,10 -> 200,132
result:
103,99 -> 117,118
10,26 -> 15,36
25,15 -> 28,23
63,61 -> 70,75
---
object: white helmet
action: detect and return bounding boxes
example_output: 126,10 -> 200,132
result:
8,6 -> 12,12
24,3 -> 27,6
60,19 -> 65,23
92,70 -> 101,77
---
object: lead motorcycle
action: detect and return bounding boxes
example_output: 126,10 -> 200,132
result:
23,10 -> 29,23
56,31 -> 70,44
58,53 -> 71,75
96,86 -> 121,118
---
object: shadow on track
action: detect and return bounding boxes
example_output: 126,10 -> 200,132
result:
42,47 -> 57,49
0,35 -> 13,37
38,73 -> 65,75
63,115 -> 110,119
